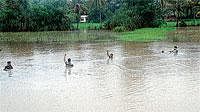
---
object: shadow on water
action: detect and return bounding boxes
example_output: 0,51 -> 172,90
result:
7,70 -> 13,77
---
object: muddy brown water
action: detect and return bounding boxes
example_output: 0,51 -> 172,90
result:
1,30 -> 200,112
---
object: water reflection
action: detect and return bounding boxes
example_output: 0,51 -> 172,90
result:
0,41 -> 200,112
7,70 -> 13,77
106,58 -> 113,64
65,67 -> 72,75
8,43 -> 34,57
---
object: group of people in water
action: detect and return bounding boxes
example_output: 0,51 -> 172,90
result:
3,46 -> 178,71
63,46 -> 178,67
162,46 -> 178,54
63,50 -> 114,67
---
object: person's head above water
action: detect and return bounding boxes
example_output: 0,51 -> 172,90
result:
110,53 -> 113,58
67,58 -> 73,66
174,46 -> 178,49
7,61 -> 11,65
64,54 -> 73,66
68,58 -> 71,63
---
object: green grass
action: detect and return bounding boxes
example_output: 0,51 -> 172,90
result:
161,19 -> 200,27
118,27 -> 176,42
118,19 -> 200,42
73,23 -> 101,30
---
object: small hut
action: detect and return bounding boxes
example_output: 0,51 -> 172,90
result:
80,15 -> 88,23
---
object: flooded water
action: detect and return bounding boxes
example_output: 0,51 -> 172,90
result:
1,30 -> 200,112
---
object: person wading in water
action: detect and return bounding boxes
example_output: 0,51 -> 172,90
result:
107,50 -> 113,59
64,54 -> 73,67
4,61 -> 13,71
169,46 -> 178,54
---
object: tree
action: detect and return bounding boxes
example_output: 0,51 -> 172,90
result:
88,0 -> 106,24
1,0 -> 21,31
17,0 -> 30,31
69,0 -> 88,29
0,0 -> 73,31
162,0 -> 189,27
75,3 -> 81,29
104,0 -> 162,30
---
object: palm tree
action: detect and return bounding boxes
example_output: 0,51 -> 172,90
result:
90,0 -> 106,24
70,0 -> 88,29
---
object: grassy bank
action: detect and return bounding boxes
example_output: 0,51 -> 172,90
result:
162,19 -> 200,27
0,27 -> 177,43
74,19 -> 200,30
1,20 -> 199,43
118,27 -> 176,42
117,19 -> 199,42
71,23 -> 176,42
73,23 -> 101,30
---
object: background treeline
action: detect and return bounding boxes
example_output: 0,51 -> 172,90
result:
0,0 -> 74,31
87,0 -> 200,31
0,0 -> 200,32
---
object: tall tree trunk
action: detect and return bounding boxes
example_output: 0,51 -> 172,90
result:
176,7 -> 180,27
160,0 -> 165,21
176,1 -> 180,27
76,16 -> 79,30
99,12 -> 102,25
75,3 -> 80,30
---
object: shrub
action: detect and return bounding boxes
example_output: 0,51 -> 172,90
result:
179,20 -> 187,27
152,20 -> 164,27
103,0 -> 162,31
103,9 -> 137,31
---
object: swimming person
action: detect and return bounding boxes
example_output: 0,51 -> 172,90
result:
169,46 -> 178,54
3,61 -> 13,71
107,50 -> 113,59
64,54 -> 73,67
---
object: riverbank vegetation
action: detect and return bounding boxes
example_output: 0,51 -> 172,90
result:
0,0 -> 200,42
118,27 -> 175,42
0,0 -> 73,31
73,23 -> 101,30
1,0 -> 200,32
1,26 -> 200,43
74,19 -> 200,30
0,30 -> 116,43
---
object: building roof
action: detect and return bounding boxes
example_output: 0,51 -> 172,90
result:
81,15 -> 88,18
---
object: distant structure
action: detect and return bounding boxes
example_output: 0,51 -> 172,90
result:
80,15 -> 88,23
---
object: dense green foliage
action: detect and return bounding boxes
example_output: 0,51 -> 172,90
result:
103,0 -> 163,31
160,0 -> 200,27
0,0 -> 73,31
0,0 -> 199,32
